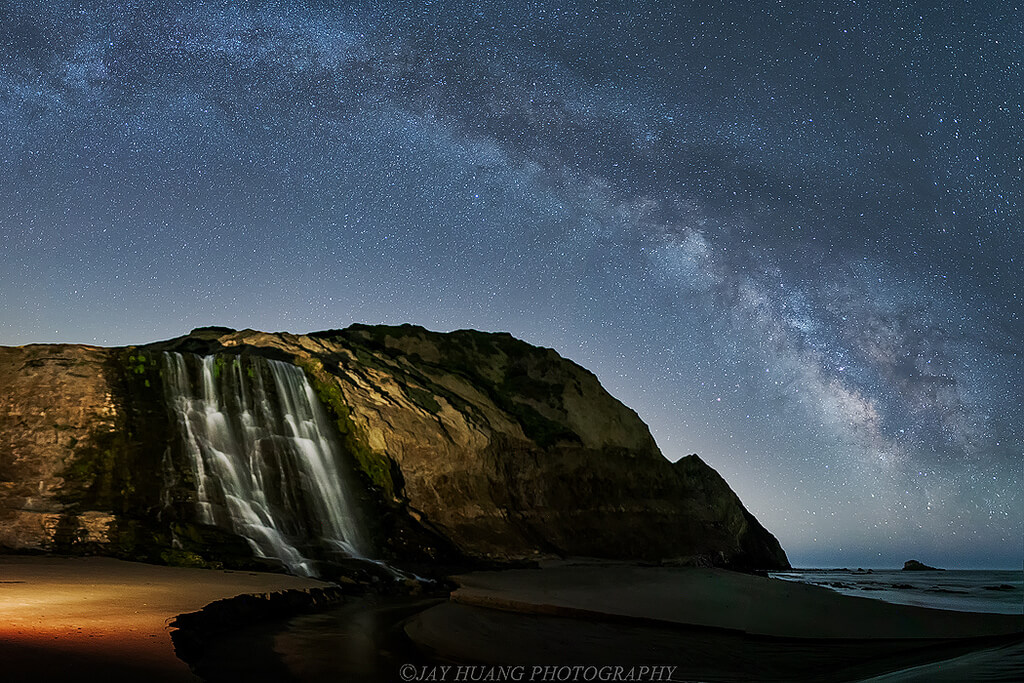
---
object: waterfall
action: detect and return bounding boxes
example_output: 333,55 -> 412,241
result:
162,352 -> 370,577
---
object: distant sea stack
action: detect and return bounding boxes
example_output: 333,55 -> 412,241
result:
902,560 -> 943,571
0,325 -> 790,573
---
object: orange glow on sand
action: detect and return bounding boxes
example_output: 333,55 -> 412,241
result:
0,556 -> 327,682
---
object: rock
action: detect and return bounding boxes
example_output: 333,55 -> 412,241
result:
902,560 -> 943,571
0,345 -> 122,552
0,325 -> 790,572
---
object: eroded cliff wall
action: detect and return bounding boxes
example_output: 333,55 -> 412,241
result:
0,345 -> 120,551
0,325 -> 789,571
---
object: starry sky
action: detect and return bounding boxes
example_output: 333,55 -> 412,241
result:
1,1 -> 1020,569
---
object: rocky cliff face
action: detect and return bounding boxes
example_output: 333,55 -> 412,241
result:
0,345 -> 120,552
0,325 -> 789,571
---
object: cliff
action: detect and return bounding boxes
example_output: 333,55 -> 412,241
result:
0,325 -> 789,572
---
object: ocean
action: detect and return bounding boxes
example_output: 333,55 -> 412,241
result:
771,568 -> 1023,682
768,569 -> 1023,615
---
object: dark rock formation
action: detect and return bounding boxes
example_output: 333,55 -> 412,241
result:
902,560 -> 943,571
0,325 -> 790,571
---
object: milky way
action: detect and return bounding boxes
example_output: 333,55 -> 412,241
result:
1,1 -> 1020,568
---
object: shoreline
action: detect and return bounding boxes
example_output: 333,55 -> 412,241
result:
2,557 -> 1021,682
447,566 -> 1022,639
403,565 -> 1023,682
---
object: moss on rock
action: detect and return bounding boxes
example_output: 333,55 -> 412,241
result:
58,424 -> 133,512
405,385 -> 442,414
297,358 -> 397,500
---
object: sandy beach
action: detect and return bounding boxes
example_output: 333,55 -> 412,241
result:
447,565 -> 1023,638
2,557 -> 1021,682
0,555 -> 329,683
405,564 -> 1023,682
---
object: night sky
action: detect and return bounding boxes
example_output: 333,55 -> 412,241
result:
1,1 -> 1020,569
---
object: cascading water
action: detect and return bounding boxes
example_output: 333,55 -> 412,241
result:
162,352 -> 370,577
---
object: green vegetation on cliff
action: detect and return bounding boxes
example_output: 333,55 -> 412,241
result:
297,358 -> 396,500
334,324 -> 582,448
3,325 -> 791,571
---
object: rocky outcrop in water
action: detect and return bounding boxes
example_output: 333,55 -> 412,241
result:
0,325 -> 790,572
902,560 -> 943,571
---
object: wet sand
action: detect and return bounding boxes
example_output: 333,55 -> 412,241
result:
405,565 -> 1024,682
855,640 -> 1024,682
0,555 -> 328,683
4,558 -> 1020,682
448,565 -> 1023,638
